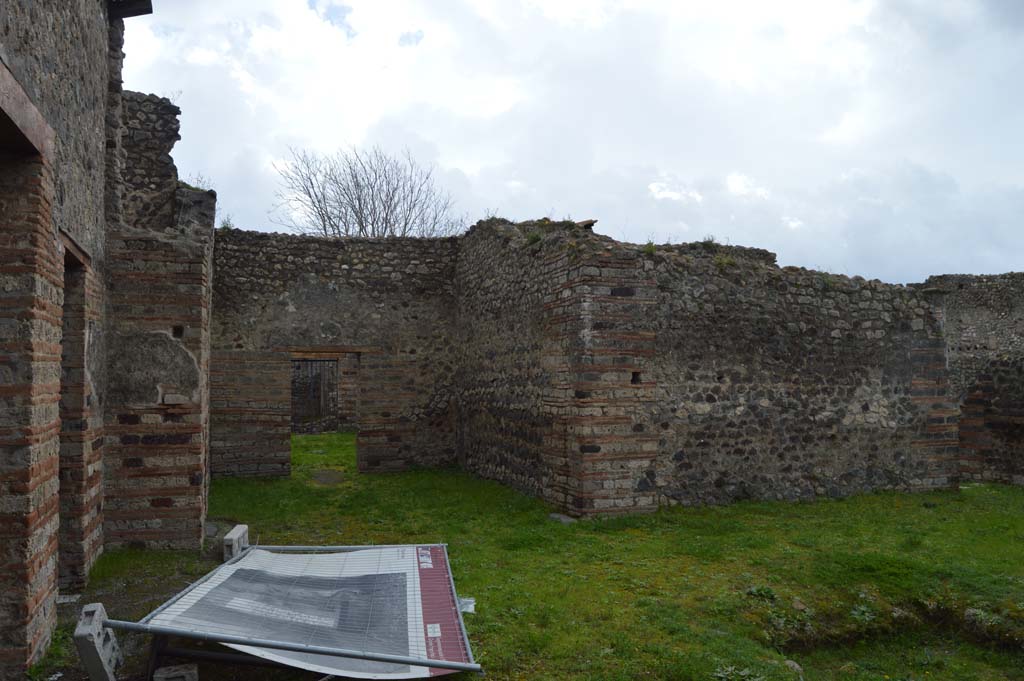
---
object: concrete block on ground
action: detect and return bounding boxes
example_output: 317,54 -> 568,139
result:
73,603 -> 122,681
223,523 -> 249,561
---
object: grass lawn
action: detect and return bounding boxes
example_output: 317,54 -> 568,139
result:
36,433 -> 1024,680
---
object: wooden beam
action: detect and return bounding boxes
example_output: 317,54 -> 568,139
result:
60,229 -> 93,269
274,345 -> 380,358
108,0 -> 153,20
0,60 -> 55,156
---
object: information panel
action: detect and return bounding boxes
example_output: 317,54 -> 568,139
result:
148,546 -> 473,679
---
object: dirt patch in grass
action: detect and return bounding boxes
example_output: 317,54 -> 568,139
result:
311,468 -> 345,485
793,631 -> 1024,680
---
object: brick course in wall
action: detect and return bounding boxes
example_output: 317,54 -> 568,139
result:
0,152 -> 61,674
566,244 -> 662,513
57,255 -> 105,589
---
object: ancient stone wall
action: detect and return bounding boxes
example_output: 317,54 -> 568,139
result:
0,1 -> 116,671
103,92 -> 216,549
922,273 -> 1024,396
1,4 -> 214,676
210,230 -> 459,475
924,273 -> 1024,482
451,227 -> 961,513
626,244 -> 960,508
453,220 -> 586,508
0,0 -> 113,262
211,222 -> 998,515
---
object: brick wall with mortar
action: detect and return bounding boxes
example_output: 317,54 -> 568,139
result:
454,220 -> 591,508
1,0 -> 119,672
922,273 -> 1024,482
578,240 -> 960,511
338,352 -> 360,430
57,256 -> 105,590
209,350 -> 291,476
460,228 -> 961,515
1,3 -> 214,676
103,91 -> 216,550
0,152 -> 62,677
210,230 -> 459,475
208,221 -> 1023,516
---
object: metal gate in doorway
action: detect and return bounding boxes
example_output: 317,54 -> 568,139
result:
290,359 -> 339,433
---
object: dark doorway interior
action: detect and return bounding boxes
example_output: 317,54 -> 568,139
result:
59,252 -> 88,588
291,359 -> 340,433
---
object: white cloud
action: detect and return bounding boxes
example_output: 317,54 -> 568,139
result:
648,181 -> 703,203
121,0 -> 1024,283
184,47 -> 221,66
726,173 -> 770,199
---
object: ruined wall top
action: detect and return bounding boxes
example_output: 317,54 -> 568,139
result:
121,91 -> 182,229
465,217 -> 777,266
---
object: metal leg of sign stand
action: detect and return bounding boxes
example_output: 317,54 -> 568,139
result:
146,635 -> 167,681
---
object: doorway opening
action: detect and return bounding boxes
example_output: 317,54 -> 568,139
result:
58,251 -> 90,589
290,359 -> 340,434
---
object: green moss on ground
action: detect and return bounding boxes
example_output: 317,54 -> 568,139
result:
40,433 -> 1024,680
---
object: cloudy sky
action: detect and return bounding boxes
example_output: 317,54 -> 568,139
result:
123,0 -> 1024,283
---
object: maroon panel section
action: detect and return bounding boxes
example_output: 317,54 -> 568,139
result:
415,546 -> 471,676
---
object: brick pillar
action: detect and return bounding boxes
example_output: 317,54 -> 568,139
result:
0,153 -> 61,672
566,251 -> 660,515
909,338 -> 960,488
357,351 -> 412,472
537,251 -> 586,511
103,187 -> 215,549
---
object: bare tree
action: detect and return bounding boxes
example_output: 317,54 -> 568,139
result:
273,146 -> 465,238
